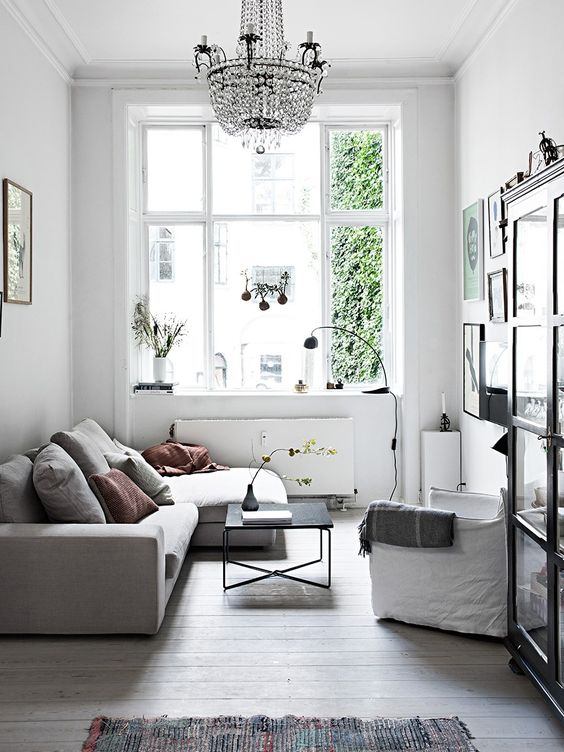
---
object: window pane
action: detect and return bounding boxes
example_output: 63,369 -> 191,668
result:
330,226 -> 384,384
330,130 -> 383,211
149,225 -> 205,387
514,326 -> 546,426
515,206 -> 547,318
514,427 -> 548,540
212,125 -> 320,214
213,221 -> 321,390
515,527 -> 548,659
146,128 -> 203,212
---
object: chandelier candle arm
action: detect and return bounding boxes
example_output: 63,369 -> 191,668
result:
194,0 -> 329,153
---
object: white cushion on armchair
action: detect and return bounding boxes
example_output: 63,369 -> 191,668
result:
369,487 -> 507,637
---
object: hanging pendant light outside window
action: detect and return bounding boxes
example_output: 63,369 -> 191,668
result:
194,0 -> 329,153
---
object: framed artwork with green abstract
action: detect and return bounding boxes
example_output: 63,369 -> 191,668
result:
463,199 -> 483,302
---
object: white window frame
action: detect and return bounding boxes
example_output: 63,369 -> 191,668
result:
140,121 -> 392,391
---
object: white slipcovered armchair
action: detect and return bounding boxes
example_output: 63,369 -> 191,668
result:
368,487 -> 507,637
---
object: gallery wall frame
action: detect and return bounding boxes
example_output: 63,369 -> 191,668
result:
3,178 -> 33,305
463,199 -> 484,301
463,322 -> 485,418
487,189 -> 505,259
488,268 -> 508,323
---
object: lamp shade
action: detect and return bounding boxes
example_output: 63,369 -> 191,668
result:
303,335 -> 319,350
492,433 -> 508,456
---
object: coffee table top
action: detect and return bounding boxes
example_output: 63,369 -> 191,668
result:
225,501 -> 333,530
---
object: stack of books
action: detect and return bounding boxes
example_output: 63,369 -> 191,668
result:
242,509 -> 293,525
134,382 -> 178,395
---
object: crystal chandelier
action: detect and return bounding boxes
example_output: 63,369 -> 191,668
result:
194,0 -> 329,153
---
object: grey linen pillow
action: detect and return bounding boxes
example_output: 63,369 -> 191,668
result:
51,430 -> 109,480
113,438 -> 143,458
0,455 -> 48,523
33,444 -> 105,524
72,418 -> 117,456
104,452 -> 174,506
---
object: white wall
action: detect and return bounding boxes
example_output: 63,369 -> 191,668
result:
71,82 -> 455,505
0,5 -> 71,458
456,0 -> 564,492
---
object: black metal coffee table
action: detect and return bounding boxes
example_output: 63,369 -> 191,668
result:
223,502 -> 333,590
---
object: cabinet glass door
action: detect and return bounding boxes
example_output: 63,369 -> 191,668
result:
507,171 -> 564,714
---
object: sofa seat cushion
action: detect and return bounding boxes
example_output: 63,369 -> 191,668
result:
166,468 -> 287,512
0,455 -> 47,523
138,503 -> 198,579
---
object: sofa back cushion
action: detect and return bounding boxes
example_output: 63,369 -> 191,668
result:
113,438 -> 143,458
72,418 -> 117,456
51,430 -> 109,480
89,469 -> 159,523
33,444 -> 106,523
105,453 -> 174,506
0,455 -> 48,523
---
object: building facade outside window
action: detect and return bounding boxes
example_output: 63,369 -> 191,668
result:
141,122 -> 389,391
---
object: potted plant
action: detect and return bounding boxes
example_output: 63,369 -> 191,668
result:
243,439 -> 337,511
132,296 -> 187,382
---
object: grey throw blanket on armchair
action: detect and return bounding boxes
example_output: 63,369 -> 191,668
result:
358,500 -> 455,555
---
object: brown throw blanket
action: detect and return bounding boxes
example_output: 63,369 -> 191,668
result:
142,440 -> 229,477
359,499 -> 455,555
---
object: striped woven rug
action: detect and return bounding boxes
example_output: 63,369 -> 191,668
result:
82,715 -> 478,751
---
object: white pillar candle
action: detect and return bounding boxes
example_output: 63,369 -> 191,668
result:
200,35 -> 208,46
246,23 -> 255,35
441,392 -> 446,414
307,31 -> 314,44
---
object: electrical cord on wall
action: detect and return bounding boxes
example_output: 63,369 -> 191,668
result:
389,391 -> 398,500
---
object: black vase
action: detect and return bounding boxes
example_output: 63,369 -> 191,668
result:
241,483 -> 259,511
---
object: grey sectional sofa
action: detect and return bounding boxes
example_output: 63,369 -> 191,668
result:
0,419 -> 287,634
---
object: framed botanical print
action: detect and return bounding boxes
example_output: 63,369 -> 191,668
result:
463,200 -> 484,301
463,323 -> 485,418
487,189 -> 505,258
3,179 -> 33,304
488,269 -> 508,323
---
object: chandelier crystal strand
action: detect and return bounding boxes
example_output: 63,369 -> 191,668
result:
194,0 -> 329,153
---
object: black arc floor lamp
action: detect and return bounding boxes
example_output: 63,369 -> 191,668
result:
303,325 -> 398,500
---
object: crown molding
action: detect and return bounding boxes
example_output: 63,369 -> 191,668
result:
435,0 -> 481,60
454,0 -> 519,80
43,0 -> 90,63
0,0 -> 71,83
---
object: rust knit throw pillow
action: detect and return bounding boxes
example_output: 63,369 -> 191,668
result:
89,469 -> 159,523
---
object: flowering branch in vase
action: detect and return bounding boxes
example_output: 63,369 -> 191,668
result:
131,296 -> 187,358
250,438 -> 337,488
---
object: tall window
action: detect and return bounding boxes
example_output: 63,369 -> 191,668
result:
142,123 -> 389,390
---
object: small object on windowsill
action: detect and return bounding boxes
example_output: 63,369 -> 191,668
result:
335,380 -> 344,390
294,380 -> 308,393
326,381 -> 335,390
440,413 -> 451,432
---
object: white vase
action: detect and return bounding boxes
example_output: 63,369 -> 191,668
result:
153,357 -> 168,382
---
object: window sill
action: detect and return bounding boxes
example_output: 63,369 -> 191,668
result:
131,388 -> 396,398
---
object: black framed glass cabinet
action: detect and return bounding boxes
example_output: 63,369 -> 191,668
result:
504,159 -> 564,718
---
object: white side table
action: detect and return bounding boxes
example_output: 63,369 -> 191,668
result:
421,430 -> 461,506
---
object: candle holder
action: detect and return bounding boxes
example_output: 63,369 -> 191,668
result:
440,413 -> 451,432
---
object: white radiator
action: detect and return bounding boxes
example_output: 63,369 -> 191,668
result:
173,418 -> 354,496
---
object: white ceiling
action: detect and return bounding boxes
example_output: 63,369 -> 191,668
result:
4,0 -> 516,80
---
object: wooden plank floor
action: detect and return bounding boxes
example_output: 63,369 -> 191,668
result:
0,509 -> 562,751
